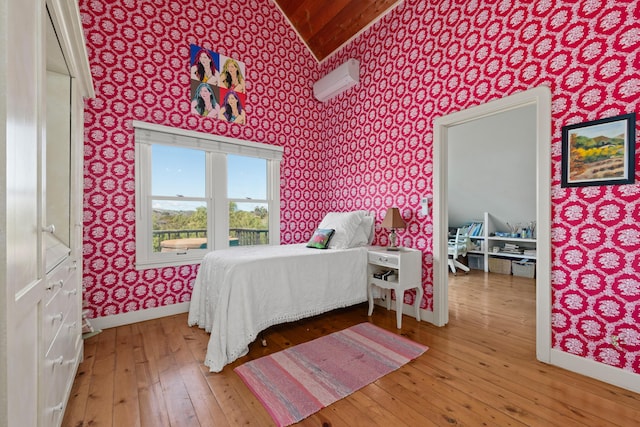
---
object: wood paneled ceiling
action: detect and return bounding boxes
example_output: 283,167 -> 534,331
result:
273,0 -> 402,62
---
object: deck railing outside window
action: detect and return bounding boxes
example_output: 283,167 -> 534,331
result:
153,228 -> 268,252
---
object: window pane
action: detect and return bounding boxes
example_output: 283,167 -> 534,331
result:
152,145 -> 205,197
152,200 -> 207,253
229,202 -> 268,246
227,154 -> 266,199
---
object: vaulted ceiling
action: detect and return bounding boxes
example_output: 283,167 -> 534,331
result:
273,0 -> 402,62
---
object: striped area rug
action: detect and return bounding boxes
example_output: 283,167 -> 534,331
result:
234,322 -> 428,426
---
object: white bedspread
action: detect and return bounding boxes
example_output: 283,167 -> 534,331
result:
188,243 -> 368,372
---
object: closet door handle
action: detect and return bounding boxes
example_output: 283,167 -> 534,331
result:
42,224 -> 56,233
46,279 -> 64,291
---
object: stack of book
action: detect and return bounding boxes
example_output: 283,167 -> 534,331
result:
373,270 -> 397,282
501,243 -> 523,254
523,248 -> 537,257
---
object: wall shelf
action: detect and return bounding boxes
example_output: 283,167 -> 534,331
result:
467,212 -> 537,273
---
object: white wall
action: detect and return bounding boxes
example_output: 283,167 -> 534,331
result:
447,104 -> 536,232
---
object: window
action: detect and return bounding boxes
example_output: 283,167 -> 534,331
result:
134,121 -> 283,269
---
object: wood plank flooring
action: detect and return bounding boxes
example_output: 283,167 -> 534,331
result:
62,271 -> 640,426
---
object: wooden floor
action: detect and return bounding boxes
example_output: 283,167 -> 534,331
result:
62,271 -> 640,426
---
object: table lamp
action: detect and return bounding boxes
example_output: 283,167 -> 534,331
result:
380,207 -> 406,251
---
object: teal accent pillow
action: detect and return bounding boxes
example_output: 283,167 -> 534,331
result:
306,228 -> 335,249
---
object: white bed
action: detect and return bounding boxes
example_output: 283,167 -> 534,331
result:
188,211 -> 374,372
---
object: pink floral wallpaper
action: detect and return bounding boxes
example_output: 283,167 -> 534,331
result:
317,0 -> 640,374
80,0 -> 324,314
80,0 -> 640,374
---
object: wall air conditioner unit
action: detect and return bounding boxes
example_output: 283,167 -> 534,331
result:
313,59 -> 360,102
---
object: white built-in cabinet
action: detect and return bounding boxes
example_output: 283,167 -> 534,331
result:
1,1 -> 93,426
467,212 -> 537,272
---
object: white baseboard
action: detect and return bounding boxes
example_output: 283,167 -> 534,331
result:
95,300 -> 427,330
89,301 -> 190,330
418,307 -> 434,324
549,348 -> 640,394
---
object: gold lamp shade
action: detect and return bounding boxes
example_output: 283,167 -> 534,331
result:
380,207 -> 406,250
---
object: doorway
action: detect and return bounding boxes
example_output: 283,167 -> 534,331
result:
432,86 -> 552,363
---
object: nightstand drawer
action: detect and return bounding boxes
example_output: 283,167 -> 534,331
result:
368,252 -> 399,268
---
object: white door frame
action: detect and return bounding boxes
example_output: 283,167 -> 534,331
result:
432,86 -> 552,363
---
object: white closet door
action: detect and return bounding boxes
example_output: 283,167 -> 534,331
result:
2,0 -> 46,425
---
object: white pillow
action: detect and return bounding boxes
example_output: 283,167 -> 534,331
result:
348,214 -> 374,247
318,211 -> 367,249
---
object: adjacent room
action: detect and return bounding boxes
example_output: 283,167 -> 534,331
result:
2,0 -> 639,426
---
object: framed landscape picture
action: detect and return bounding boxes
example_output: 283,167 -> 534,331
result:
561,113 -> 636,187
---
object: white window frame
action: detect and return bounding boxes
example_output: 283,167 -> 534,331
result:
133,121 -> 283,269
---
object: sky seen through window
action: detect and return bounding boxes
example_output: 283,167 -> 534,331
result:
152,146 -> 266,212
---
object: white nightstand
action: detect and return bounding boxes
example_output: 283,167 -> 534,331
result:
367,246 -> 423,329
